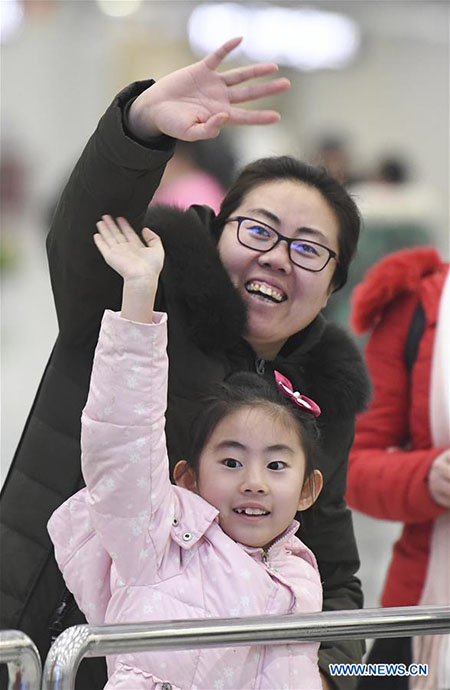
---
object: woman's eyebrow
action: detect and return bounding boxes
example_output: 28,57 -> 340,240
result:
247,207 -> 329,243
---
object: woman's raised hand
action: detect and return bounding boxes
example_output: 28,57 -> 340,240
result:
129,36 -> 290,142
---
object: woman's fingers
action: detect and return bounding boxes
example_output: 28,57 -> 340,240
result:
227,106 -> 282,126
228,77 -> 291,104
221,62 -> 280,86
202,36 -> 243,71
185,112 -> 230,141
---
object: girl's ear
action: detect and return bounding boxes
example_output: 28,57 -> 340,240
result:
297,470 -> 323,511
173,460 -> 198,493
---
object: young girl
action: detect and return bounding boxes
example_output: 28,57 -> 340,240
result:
48,216 -> 324,690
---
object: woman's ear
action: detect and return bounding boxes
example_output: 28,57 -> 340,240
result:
173,460 -> 198,493
297,470 -> 323,511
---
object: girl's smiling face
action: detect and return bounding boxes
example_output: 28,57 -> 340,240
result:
218,179 -> 340,360
191,405 -> 321,549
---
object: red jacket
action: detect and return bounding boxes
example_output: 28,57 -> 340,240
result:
347,247 -> 448,607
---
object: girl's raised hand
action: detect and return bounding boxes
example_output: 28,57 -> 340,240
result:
94,216 -> 165,285
129,36 -> 291,142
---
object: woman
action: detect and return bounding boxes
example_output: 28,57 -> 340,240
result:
0,38 -> 369,690
347,247 -> 449,689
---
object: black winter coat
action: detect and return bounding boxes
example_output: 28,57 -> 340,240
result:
0,81 -> 370,690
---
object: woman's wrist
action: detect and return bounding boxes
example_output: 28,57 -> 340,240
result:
128,91 -> 162,140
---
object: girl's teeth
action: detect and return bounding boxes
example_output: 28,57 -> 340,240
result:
236,508 -> 268,515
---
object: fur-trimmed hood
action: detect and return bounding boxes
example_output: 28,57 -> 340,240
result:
146,204 -> 370,419
351,247 -> 444,334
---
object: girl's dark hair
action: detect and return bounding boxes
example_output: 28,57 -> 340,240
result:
211,155 -> 361,292
188,372 -> 321,489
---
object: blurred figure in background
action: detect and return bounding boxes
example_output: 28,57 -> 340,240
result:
347,247 -> 450,689
311,135 -> 361,187
349,155 -> 441,242
152,136 -> 236,213
324,155 -> 438,329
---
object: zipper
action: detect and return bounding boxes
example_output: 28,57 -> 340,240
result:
49,588 -> 76,644
255,358 -> 265,375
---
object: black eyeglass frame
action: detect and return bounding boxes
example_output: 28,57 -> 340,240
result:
228,216 -> 338,273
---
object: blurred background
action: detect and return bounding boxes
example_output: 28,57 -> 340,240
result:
1,0 -> 449,610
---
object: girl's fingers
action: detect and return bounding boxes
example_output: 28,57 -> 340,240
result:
202,36 -> 243,71
100,215 -> 128,244
116,217 -> 144,245
141,227 -> 160,244
93,232 -> 110,256
221,62 -> 279,86
228,77 -> 291,104
95,219 -> 115,248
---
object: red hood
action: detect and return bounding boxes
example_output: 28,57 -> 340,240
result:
350,247 -> 445,334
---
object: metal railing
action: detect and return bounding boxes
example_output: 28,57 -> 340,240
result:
0,630 -> 41,690
42,605 -> 450,690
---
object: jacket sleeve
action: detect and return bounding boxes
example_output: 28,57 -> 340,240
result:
81,310 -> 176,584
47,488 -> 112,625
347,294 -> 446,524
46,81 -> 175,351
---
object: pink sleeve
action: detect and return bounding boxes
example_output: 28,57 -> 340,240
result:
81,310 -> 176,583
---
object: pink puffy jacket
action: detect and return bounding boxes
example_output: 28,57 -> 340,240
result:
48,311 -> 322,690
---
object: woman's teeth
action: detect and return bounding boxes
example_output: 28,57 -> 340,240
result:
245,281 -> 285,303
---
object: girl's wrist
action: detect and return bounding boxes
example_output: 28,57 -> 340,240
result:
121,278 -> 158,324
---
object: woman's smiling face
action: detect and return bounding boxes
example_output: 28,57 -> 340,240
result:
218,179 -> 340,360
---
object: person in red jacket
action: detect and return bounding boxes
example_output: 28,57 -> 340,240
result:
347,246 -> 449,689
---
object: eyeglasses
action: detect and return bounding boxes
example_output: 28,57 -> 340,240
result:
228,216 -> 338,272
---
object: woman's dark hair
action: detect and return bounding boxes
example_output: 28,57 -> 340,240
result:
188,371 -> 321,491
211,155 -> 361,292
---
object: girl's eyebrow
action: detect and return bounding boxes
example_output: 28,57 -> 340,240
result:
214,440 -> 294,454
247,207 -> 329,243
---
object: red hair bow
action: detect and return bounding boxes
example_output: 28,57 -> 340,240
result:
274,371 -> 321,418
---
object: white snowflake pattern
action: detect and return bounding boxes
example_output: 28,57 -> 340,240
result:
223,667 -> 234,681
143,603 -> 153,615
240,596 -> 250,608
131,523 -> 143,536
136,438 -> 145,448
134,403 -> 150,416
126,375 -> 137,388
152,590 -> 162,601
139,548 -> 149,560
240,568 -> 250,580
214,680 -> 224,690
85,602 -> 96,615
136,477 -> 147,489
100,477 -> 115,490
129,452 -> 140,464
103,406 -> 113,416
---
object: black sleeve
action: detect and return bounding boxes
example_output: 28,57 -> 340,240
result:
46,80 -> 175,351
299,416 -> 364,689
